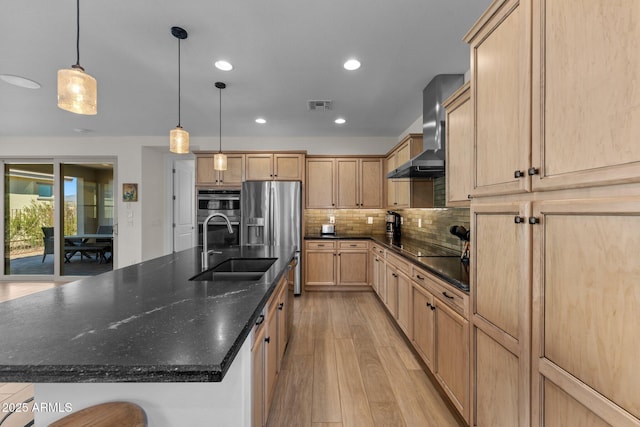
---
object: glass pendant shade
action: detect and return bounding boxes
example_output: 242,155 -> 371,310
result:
170,126 -> 190,154
57,66 -> 97,115
214,153 -> 228,171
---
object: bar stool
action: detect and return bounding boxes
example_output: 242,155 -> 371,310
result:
48,401 -> 147,427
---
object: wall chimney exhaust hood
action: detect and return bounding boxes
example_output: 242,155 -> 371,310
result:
387,74 -> 464,179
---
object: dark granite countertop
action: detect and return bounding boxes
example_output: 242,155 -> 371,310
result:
0,245 -> 295,383
305,234 -> 469,292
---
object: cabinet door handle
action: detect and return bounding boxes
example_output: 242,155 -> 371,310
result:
514,216 -> 525,224
318,244 -> 325,247
392,273 -> 398,278
255,314 -> 265,326
442,291 -> 454,300
374,258 -> 379,262
467,194 -> 472,200
426,302 -> 432,308
528,167 -> 539,176
265,336 -> 271,343
278,303 -> 284,310
529,217 -> 540,224
514,170 -> 525,178
274,174 -> 278,177
430,304 -> 436,311
338,253 -> 341,256
416,274 -> 424,281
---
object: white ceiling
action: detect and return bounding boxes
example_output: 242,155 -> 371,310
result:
0,0 -> 491,139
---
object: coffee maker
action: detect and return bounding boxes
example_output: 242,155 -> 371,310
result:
385,211 -> 402,240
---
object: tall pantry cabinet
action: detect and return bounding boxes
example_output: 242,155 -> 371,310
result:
464,0 -> 640,426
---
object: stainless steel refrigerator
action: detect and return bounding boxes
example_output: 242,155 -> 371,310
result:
241,181 -> 302,295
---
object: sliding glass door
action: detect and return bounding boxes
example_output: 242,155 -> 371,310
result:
60,163 -> 114,277
3,163 -> 55,275
2,159 -> 115,280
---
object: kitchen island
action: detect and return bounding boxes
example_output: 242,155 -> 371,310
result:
0,245 -> 295,425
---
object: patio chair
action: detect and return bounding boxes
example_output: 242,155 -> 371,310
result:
93,225 -> 113,263
41,227 -> 54,262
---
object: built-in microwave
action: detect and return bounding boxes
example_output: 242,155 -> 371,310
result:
197,189 -> 241,247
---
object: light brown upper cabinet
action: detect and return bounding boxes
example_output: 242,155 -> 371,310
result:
385,134 -> 434,208
245,153 -> 304,181
336,158 -> 383,208
443,82 -> 473,206
195,153 -> 244,187
306,158 -> 335,208
465,0 -> 532,197
306,157 -> 383,209
466,0 -> 640,197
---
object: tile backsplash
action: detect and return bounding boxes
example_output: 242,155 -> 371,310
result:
304,207 -> 470,253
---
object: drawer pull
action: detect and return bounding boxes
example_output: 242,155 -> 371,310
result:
416,274 -> 424,281
442,291 -> 454,300
255,314 -> 265,326
350,244 -> 357,247
318,244 -> 325,247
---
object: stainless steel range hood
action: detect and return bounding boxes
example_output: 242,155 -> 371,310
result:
387,74 -> 464,179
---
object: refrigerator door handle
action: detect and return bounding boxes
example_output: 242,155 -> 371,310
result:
268,183 -> 274,246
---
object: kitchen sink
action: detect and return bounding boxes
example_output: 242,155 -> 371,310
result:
190,257 -> 277,281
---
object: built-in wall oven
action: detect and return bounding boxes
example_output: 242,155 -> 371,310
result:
197,189 -> 241,247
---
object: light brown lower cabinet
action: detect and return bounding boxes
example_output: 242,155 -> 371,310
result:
371,247 -> 470,424
304,240 -> 369,289
412,285 -> 435,370
411,269 -> 469,424
252,275 -> 289,427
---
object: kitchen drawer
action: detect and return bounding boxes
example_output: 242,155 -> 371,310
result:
386,252 -> 410,275
371,244 -> 385,257
306,241 -> 336,250
338,240 -> 368,250
412,266 -> 468,318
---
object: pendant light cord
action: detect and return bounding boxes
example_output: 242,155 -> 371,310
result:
75,0 -> 81,68
177,39 -> 182,127
219,86 -> 222,153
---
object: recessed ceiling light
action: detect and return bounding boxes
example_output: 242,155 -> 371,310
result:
255,118 -> 267,124
343,59 -> 361,71
0,74 -> 41,89
214,60 -> 233,71
334,118 -> 346,124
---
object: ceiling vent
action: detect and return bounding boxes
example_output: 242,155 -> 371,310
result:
307,100 -> 333,111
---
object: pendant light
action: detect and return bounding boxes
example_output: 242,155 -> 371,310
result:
214,82 -> 228,170
169,26 -> 189,154
57,0 -> 97,115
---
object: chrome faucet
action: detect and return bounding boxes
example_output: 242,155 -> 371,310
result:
202,213 -> 234,270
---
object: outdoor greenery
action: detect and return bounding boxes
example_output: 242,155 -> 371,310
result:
7,200 -> 77,251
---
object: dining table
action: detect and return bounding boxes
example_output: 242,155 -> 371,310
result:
63,233 -> 113,263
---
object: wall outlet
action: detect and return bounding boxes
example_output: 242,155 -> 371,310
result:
367,217 -> 373,224
418,218 -> 422,228
329,215 -> 335,224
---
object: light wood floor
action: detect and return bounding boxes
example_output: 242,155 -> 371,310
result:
267,291 -> 464,427
0,281 -> 65,303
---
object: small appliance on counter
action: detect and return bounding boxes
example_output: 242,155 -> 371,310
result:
386,211 -> 402,240
449,225 -> 470,266
321,224 -> 336,235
